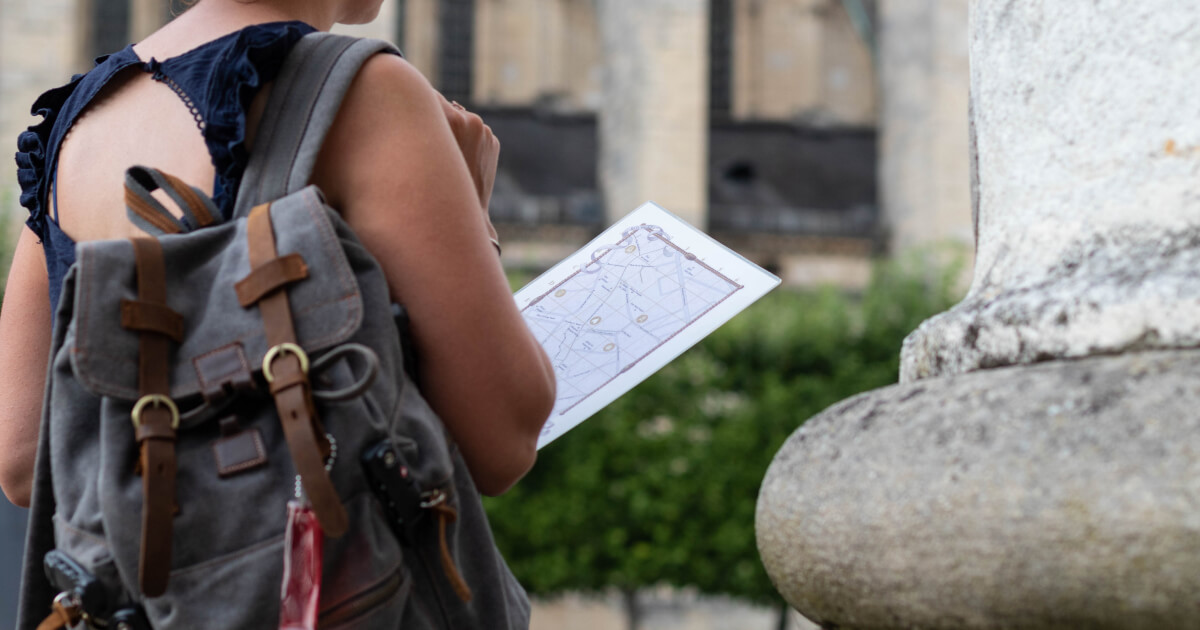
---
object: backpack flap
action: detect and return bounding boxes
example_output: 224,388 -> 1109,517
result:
68,186 -> 363,404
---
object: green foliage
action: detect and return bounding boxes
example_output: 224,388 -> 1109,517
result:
0,187 -> 16,297
0,187 -> 15,297
485,252 -> 963,605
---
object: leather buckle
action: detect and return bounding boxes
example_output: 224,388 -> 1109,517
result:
130,394 -> 180,430
262,342 -> 310,384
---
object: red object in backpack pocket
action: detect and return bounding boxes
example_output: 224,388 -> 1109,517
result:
279,501 -> 323,630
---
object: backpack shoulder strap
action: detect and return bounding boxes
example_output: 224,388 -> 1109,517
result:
232,33 -> 400,218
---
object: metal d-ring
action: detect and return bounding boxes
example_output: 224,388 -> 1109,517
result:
420,488 -> 447,509
131,394 -> 181,430
262,342 -> 310,384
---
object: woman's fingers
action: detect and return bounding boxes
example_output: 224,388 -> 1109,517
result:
438,96 -> 500,211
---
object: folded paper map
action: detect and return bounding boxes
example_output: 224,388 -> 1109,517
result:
515,202 -> 781,449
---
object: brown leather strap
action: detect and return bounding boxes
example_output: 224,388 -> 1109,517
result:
121,299 -> 185,342
136,420 -> 178,442
161,171 -> 216,227
136,404 -> 177,597
268,366 -> 311,394
246,205 -> 299,347
244,204 -> 348,537
126,237 -> 179,597
125,187 -> 183,235
431,502 -> 473,602
35,597 -> 79,630
35,613 -> 67,630
234,252 -> 309,307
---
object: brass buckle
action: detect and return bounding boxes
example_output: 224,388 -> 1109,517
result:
131,394 -> 180,430
262,342 -> 310,384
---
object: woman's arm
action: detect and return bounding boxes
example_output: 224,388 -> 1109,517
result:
312,54 -> 556,496
0,229 -> 52,507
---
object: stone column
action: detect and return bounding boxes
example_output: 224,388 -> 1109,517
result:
757,2 -> 1200,628
597,0 -> 708,227
877,0 -> 972,255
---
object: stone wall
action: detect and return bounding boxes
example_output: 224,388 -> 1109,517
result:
732,0 -> 875,125
473,0 -> 601,111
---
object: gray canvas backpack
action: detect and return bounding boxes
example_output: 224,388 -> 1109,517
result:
17,33 -> 530,630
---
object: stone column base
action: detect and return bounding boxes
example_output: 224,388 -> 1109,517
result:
757,348 -> 1200,629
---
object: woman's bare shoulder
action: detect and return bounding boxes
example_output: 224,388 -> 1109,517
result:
356,51 -> 432,90
321,51 -> 440,140
312,50 -> 454,209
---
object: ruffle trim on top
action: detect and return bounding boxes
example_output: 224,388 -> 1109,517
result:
198,21 -> 314,217
15,74 -> 85,240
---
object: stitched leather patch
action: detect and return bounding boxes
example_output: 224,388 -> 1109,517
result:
194,344 -> 254,405
213,427 -> 268,478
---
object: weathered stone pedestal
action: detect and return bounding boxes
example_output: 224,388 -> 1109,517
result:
756,3 -> 1200,628
759,349 -> 1200,628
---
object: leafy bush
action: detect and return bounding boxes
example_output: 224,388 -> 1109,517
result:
485,252 -> 963,609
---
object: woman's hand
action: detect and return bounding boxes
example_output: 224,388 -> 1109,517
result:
439,97 -> 500,238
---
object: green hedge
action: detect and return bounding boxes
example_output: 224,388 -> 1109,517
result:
486,253 -> 963,604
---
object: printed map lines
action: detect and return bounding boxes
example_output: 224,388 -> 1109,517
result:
522,225 -> 743,427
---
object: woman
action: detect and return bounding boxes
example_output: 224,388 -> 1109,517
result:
0,0 -> 556,507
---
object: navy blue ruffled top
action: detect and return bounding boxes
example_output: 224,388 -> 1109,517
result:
14,21 -> 316,314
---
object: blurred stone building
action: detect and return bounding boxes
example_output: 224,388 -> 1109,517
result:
1,0 -> 970,291
409,0 -> 884,288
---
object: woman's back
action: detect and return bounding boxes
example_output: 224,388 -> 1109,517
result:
55,7 -> 337,236
57,68 -> 213,242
